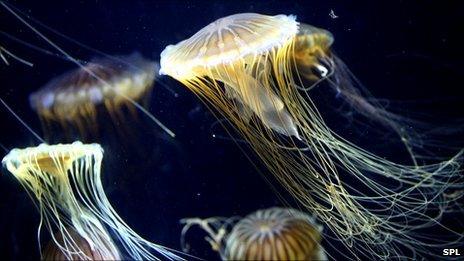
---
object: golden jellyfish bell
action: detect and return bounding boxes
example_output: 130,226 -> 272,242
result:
295,23 -> 334,57
224,208 -> 325,260
30,53 -> 156,121
159,13 -> 299,79
180,207 -> 326,261
2,142 -> 102,194
160,13 -> 301,138
293,24 -> 334,82
29,53 -> 174,141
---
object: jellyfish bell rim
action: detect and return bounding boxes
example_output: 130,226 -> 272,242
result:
245,207 -> 324,233
159,13 -> 300,80
2,141 -> 103,174
297,23 -> 335,47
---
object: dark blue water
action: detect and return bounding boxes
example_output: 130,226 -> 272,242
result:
1,1 -> 463,260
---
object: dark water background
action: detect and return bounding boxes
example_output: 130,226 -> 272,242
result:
1,0 -> 463,260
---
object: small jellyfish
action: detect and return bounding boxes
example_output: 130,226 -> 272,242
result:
29,53 -> 174,141
2,142 -> 181,260
292,24 -> 334,84
160,13 -> 463,259
180,207 -> 326,260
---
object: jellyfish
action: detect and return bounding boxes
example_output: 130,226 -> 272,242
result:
2,142 -> 181,260
1,0 -> 177,145
28,53 -> 174,142
292,23 -> 424,166
180,207 -> 326,260
159,13 -> 464,259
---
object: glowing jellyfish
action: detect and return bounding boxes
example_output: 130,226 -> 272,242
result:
292,24 -> 334,84
29,53 -> 174,141
2,142 -> 181,260
1,0 -> 176,142
160,13 -> 463,258
181,207 -> 326,260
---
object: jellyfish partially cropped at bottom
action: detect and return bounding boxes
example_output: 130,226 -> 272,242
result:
2,142 -> 181,260
159,13 -> 464,258
181,207 -> 326,260
29,53 -> 174,141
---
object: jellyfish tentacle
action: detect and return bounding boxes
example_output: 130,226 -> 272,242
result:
160,13 -> 464,259
2,142 -> 186,260
0,44 -> 33,66
0,97 -> 45,143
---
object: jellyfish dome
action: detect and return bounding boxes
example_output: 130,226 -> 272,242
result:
30,52 -> 156,119
28,53 -> 167,141
224,208 -> 325,260
293,23 -> 334,82
159,13 -> 298,79
180,207 -> 326,261
295,23 -> 334,54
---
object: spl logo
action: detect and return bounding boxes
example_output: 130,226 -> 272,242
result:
443,249 -> 461,256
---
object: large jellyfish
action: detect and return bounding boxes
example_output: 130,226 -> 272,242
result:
29,53 -> 174,141
181,207 -> 326,260
159,13 -> 464,258
2,141 -> 181,260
